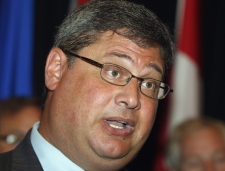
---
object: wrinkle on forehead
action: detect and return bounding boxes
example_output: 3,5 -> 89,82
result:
108,52 -> 134,63
81,31 -> 164,78
106,51 -> 163,77
145,63 -> 163,76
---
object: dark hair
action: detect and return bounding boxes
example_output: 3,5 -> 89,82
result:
54,0 -> 174,72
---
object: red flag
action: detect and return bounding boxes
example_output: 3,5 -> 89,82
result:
152,0 -> 202,170
77,0 -> 88,6
68,0 -> 89,14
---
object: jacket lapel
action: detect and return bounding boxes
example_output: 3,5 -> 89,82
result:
12,129 -> 43,171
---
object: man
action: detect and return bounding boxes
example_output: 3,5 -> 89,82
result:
166,117 -> 225,171
0,0 -> 174,170
0,97 -> 41,153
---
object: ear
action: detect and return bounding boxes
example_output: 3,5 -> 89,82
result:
45,47 -> 67,91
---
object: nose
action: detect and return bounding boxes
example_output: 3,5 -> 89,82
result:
115,78 -> 141,110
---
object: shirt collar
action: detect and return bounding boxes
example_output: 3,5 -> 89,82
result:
31,122 -> 84,171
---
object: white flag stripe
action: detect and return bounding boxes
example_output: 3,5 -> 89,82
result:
168,51 -> 202,132
167,0 -> 202,133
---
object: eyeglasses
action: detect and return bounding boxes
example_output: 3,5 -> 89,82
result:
63,49 -> 173,100
0,133 -> 22,145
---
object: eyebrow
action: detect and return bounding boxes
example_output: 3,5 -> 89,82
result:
146,63 -> 163,76
108,52 -> 163,76
109,52 -> 134,62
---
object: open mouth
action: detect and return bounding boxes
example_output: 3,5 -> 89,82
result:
107,120 -> 128,129
106,120 -> 134,130
103,118 -> 135,136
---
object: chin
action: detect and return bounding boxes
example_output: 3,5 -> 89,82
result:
92,159 -> 131,171
95,140 -> 132,159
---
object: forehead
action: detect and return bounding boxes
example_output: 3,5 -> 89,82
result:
79,31 -> 164,78
180,127 -> 225,158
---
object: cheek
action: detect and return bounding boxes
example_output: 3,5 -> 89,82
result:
80,73 -> 113,103
141,99 -> 158,125
145,100 -> 158,122
63,75 -> 111,120
135,100 -> 158,143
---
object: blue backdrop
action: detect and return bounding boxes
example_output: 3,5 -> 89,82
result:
0,0 -> 34,99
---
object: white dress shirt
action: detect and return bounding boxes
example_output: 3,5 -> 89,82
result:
31,122 -> 84,171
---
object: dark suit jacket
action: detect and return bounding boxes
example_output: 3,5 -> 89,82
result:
0,129 -> 43,171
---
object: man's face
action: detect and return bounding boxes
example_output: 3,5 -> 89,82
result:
0,106 -> 41,153
43,31 -> 164,170
179,127 -> 225,171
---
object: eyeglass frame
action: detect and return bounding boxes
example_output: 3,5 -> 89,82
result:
62,49 -> 173,100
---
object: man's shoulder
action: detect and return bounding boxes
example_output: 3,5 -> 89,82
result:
0,151 -> 13,171
13,130 -> 43,171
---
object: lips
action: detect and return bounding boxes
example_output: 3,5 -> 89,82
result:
107,120 -> 128,129
103,117 -> 135,136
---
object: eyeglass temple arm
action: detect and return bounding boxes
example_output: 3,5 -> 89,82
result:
63,49 -> 102,68
159,86 -> 173,93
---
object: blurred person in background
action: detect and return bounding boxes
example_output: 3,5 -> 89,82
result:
166,117 -> 225,171
0,97 -> 41,153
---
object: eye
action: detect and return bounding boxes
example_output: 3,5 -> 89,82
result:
108,70 -> 120,78
142,81 -> 156,90
101,64 -> 130,84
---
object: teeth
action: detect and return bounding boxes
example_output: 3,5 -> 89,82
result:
109,123 -> 124,129
107,120 -> 128,129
